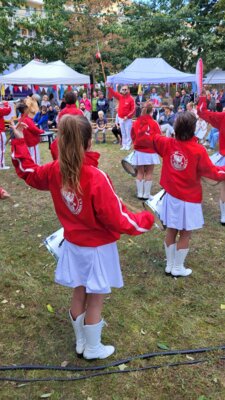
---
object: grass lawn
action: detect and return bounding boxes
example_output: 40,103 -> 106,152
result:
0,137 -> 225,400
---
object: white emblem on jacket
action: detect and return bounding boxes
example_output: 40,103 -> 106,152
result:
170,151 -> 188,171
61,189 -> 82,215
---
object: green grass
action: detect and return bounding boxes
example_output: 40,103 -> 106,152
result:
0,138 -> 225,399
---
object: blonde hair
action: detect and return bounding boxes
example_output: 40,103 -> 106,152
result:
58,115 -> 92,192
141,100 -> 153,115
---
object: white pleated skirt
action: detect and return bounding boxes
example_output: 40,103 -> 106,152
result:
55,240 -> 123,294
160,193 -> 204,231
132,150 -> 160,166
210,152 -> 225,167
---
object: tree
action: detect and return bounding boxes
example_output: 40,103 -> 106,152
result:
66,0 -> 127,83
0,0 -> 24,72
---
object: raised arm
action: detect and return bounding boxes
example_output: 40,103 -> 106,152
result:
93,169 -> 154,236
197,96 -> 225,130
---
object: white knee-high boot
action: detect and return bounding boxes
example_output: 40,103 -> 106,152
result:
219,200 -> 225,225
136,179 -> 144,199
69,310 -> 86,355
171,247 -> 192,277
143,180 -> 153,200
83,319 -> 115,360
164,242 -> 175,274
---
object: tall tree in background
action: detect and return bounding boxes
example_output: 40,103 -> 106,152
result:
0,0 -> 24,72
66,0 -> 126,83
17,0 -> 72,64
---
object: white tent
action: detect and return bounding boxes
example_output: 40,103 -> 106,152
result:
107,58 -> 195,84
0,60 -> 90,85
204,68 -> 225,84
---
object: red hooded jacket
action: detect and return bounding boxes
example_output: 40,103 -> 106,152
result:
152,135 -> 225,203
11,139 -> 154,247
0,102 -> 11,133
58,104 -> 83,121
131,115 -> 161,153
197,96 -> 225,156
18,115 -> 44,147
108,87 -> 135,119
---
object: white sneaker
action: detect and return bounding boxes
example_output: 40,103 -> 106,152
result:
0,166 -> 10,170
120,146 -> 126,151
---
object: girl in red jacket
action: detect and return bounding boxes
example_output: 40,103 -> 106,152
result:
0,101 -> 11,169
151,112 -> 225,277
197,92 -> 225,225
11,115 -> 154,360
131,101 -> 161,200
17,103 -> 44,164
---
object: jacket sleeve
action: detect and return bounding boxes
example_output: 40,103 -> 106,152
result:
37,114 -> 48,127
131,125 -> 136,143
127,97 -> 135,119
198,146 -> 225,181
0,104 -> 11,117
92,170 -> 154,235
152,135 -> 169,156
197,96 -> 224,129
26,118 -> 44,135
50,138 -> 59,160
11,138 -> 51,190
108,87 -> 121,101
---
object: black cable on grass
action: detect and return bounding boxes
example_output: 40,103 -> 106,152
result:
1,344 -> 225,373
0,358 -> 225,383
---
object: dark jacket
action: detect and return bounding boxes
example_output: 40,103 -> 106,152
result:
97,98 -> 109,114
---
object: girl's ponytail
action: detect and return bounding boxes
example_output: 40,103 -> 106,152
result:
58,115 -> 92,193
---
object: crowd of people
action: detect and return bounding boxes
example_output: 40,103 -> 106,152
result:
1,83 -> 225,362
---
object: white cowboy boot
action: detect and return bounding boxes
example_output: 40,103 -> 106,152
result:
171,247 -> 192,277
164,242 -> 175,274
219,200 -> 225,225
83,319 -> 115,360
69,310 -> 86,355
136,179 -> 144,199
143,180 -> 153,200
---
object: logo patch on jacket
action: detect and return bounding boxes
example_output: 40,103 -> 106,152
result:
61,189 -> 82,215
170,151 -> 188,171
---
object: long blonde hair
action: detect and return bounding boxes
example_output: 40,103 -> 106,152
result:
58,115 -> 92,192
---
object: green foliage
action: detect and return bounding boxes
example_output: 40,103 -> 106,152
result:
0,0 -> 24,72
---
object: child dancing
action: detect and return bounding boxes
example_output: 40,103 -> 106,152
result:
11,115 -> 154,360
131,101 -> 161,200
150,112 -> 225,277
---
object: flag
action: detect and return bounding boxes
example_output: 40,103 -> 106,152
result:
196,58 -> 203,95
96,51 -> 101,60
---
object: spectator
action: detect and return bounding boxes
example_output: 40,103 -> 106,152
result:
111,113 -> 122,144
91,91 -> 99,122
150,88 -> 161,106
97,92 -> 109,115
60,97 -> 66,110
49,93 -> 59,107
173,91 -> 181,113
80,102 -> 91,120
95,111 -> 107,144
195,118 -> 208,142
159,106 -> 176,137
34,106 -> 49,130
180,89 -> 190,110
135,91 -> 146,117
47,105 -> 58,129
0,101 -> 11,169
80,93 -> 91,120
41,94 -> 50,108
186,102 -> 197,116
220,89 -> 225,109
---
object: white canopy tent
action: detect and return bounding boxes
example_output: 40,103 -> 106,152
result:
107,58 -> 195,84
0,60 -> 90,85
204,68 -> 225,85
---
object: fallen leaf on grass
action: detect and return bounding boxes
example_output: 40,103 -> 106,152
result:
25,271 -> 31,277
141,329 -> 146,335
1,299 -> 8,304
13,203 -> 19,208
61,361 -> 69,367
40,393 -> 53,398
186,355 -> 194,361
157,343 -> 169,350
118,363 -> 127,371
220,304 -> 225,310
37,234 -> 42,238
47,304 -> 54,313
17,383 -> 29,388
20,304 -> 25,309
